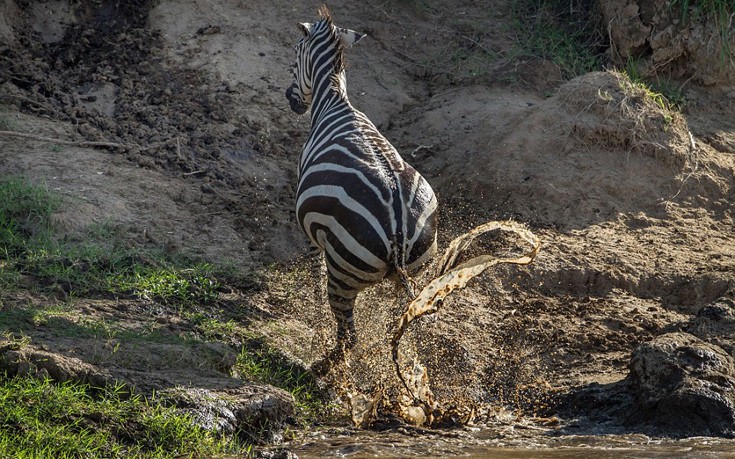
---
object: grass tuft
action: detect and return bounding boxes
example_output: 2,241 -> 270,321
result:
623,59 -> 687,110
0,374 -> 239,458
0,108 -> 17,131
234,342 -> 332,423
671,0 -> 735,62
510,0 -> 606,79
0,177 -> 58,258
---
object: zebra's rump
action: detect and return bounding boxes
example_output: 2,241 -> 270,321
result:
296,143 -> 437,285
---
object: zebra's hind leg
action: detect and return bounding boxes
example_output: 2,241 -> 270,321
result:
328,291 -> 358,350
311,287 -> 358,377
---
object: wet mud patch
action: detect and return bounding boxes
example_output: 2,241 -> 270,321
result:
384,221 -> 540,424
2,0 -> 303,266
3,5 -> 249,177
290,222 -> 547,428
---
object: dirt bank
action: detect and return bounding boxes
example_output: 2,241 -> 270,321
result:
1,0 -> 735,448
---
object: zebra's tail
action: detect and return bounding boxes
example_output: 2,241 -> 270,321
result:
390,237 -> 418,298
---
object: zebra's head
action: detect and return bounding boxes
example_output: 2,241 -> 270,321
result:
286,5 -> 365,115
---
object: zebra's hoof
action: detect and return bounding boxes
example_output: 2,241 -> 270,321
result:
310,359 -> 330,377
310,346 -> 348,377
345,335 -> 357,350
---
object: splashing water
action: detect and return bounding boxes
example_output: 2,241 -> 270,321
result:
341,220 -> 541,427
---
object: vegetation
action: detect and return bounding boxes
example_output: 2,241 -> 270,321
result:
416,24 -> 499,82
413,0 -> 730,95
509,0 -> 606,79
0,177 -> 58,259
672,0 -> 735,20
235,343 -> 331,424
0,374 -> 237,458
509,0 -> 717,108
0,177 -> 222,303
624,59 -> 687,110
413,0 -> 606,83
0,108 -> 16,131
671,0 -> 735,62
0,177 -> 332,455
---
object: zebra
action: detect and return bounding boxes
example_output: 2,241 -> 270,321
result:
285,6 -> 438,364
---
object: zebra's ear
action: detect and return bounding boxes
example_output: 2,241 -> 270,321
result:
337,28 -> 365,47
298,22 -> 312,36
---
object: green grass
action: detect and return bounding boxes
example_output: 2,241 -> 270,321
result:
0,374 -> 239,458
624,59 -> 687,110
108,263 -> 221,305
189,314 -> 240,341
0,177 -> 225,304
510,0 -> 605,80
673,0 -> 735,21
0,302 -> 71,333
0,300 -> 198,347
0,177 -> 58,258
671,0 -> 735,63
0,178 -> 326,447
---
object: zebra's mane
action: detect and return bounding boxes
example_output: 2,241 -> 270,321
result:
317,5 -> 347,87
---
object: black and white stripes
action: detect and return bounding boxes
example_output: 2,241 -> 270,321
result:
286,6 -> 438,351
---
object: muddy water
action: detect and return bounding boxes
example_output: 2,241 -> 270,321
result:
282,426 -> 735,458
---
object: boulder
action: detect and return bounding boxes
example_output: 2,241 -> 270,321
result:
159,385 -> 295,444
684,297 -> 735,357
695,297 -> 735,323
628,332 -> 735,437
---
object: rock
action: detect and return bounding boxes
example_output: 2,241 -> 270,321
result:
628,332 -> 735,437
0,346 -> 112,388
696,297 -> 735,322
684,297 -> 735,357
159,385 -> 296,444
252,449 -> 300,459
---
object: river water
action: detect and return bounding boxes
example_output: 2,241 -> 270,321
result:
281,425 -> 735,458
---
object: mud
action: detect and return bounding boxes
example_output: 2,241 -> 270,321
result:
1,0 -> 735,452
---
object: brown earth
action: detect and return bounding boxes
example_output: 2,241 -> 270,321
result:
1,0 -> 735,449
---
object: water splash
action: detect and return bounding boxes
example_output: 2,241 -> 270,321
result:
345,220 -> 541,427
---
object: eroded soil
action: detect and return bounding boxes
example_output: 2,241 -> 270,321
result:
1,0 -> 735,450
